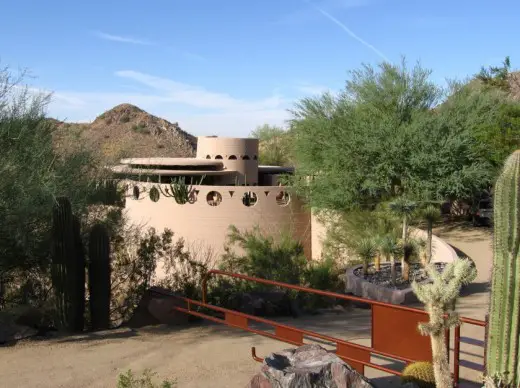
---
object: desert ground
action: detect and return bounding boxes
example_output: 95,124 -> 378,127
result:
0,222 -> 492,388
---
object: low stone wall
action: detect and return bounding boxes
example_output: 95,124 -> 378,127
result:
410,228 -> 458,263
344,228 -> 459,305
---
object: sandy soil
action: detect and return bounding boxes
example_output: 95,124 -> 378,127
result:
0,222 -> 492,388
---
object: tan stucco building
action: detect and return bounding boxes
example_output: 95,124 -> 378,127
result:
111,136 -> 324,264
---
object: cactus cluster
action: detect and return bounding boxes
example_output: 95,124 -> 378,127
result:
88,223 -> 111,330
486,150 -> 520,387
159,176 -> 204,204
51,197 -> 85,332
401,361 -> 436,388
51,197 -> 113,332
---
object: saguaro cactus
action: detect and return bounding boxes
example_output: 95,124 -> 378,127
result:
486,150 -> 520,387
412,258 -> 477,388
51,197 -> 85,331
88,223 -> 111,330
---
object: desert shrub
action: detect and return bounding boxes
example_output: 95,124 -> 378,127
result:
0,64 -> 102,311
117,369 -> 176,388
210,225 -> 343,311
97,210 -> 214,326
120,114 -> 130,123
301,257 -> 345,309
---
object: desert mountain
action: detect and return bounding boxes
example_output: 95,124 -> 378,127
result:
53,103 -> 197,163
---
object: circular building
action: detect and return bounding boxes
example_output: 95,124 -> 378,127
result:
111,136 -> 312,267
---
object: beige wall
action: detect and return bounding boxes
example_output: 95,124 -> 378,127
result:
124,183 -> 312,265
196,137 -> 259,184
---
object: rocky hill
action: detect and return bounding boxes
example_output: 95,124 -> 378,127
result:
52,104 -> 196,163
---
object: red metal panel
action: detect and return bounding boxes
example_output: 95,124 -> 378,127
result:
275,326 -> 304,345
372,304 -> 432,361
336,342 -> 370,375
225,311 -> 248,329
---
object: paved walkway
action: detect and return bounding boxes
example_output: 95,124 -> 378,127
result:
0,223 -> 493,388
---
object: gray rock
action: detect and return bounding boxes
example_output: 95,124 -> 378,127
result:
0,306 -> 42,345
247,344 -> 374,388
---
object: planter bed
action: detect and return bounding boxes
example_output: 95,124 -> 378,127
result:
345,262 -> 447,305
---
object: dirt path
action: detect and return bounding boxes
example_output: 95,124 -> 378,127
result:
0,223 -> 493,388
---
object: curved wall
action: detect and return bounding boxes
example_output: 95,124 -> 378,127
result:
124,182 -> 312,265
196,137 -> 259,185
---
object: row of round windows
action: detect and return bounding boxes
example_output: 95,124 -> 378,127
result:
132,186 -> 290,207
205,155 -> 258,160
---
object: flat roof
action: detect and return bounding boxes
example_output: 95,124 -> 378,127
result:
111,165 -> 237,176
120,157 -> 223,167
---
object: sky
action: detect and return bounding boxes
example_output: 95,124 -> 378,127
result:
0,0 -> 518,137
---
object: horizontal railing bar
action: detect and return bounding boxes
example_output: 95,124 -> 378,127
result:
170,295 -> 413,363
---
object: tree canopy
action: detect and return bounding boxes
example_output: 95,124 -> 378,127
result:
0,64 -> 101,298
250,123 -> 293,166
288,58 -> 510,213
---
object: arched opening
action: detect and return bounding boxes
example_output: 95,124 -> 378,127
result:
215,155 -> 223,160
242,155 -> 250,160
228,155 -> 237,160
206,155 -> 211,159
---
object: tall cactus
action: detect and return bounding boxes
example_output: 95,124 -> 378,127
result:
51,197 -> 85,331
72,215 -> 86,331
88,223 -> 111,330
486,150 -> 520,387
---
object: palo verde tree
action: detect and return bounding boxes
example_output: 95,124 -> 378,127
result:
250,124 -> 293,166
0,63 -> 100,308
289,58 -> 494,214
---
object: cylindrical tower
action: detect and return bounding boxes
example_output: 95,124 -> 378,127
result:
196,136 -> 259,185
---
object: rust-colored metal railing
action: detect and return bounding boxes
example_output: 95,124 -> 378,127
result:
151,288 -> 410,376
200,269 -> 487,387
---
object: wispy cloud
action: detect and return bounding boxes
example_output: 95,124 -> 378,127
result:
309,3 -> 389,61
42,70 -> 295,136
92,31 -> 156,46
278,0 -> 369,25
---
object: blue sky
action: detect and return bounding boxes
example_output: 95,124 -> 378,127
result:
0,0 -> 517,137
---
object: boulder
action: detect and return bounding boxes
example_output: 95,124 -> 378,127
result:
125,287 -> 191,328
228,291 -> 300,318
247,344 -> 374,388
0,305 -> 44,345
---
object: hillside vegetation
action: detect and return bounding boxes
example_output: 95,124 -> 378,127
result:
53,103 -> 196,164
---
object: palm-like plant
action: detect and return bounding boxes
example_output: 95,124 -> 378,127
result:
379,234 -> 400,285
389,196 -> 418,242
400,239 -> 421,282
420,204 -> 441,266
355,238 -> 378,277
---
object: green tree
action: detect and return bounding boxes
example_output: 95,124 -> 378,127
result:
476,56 -> 512,91
0,64 -> 100,308
290,58 -> 500,214
289,59 -> 446,211
250,124 -> 292,166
